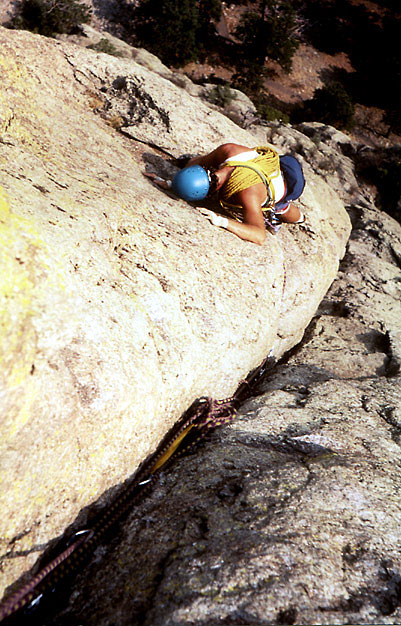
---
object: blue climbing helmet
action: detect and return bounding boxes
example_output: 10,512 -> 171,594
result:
172,165 -> 210,201
275,155 -> 306,211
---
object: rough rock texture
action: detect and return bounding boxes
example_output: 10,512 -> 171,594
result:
200,83 -> 258,128
46,125 -> 401,626
0,26 -> 350,599
0,0 -> 17,25
57,25 -> 261,125
56,24 -> 137,59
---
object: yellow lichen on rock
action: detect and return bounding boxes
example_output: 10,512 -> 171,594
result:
0,54 -> 49,153
0,186 -> 40,390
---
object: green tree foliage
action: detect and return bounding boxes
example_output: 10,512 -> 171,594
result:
205,85 -> 236,108
234,0 -> 299,72
256,99 -> 289,123
87,38 -> 123,57
297,81 -> 355,131
357,148 -> 401,224
129,0 -> 221,67
196,0 -> 222,55
301,1 -> 400,120
372,159 -> 401,224
347,15 -> 401,113
302,0 -> 358,56
231,0 -> 299,106
9,0 -> 91,36
385,109 -> 401,137
231,62 -> 269,98
131,0 -> 197,67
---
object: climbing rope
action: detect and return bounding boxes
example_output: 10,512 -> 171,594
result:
0,354 -> 275,623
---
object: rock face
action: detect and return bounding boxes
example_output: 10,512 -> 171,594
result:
0,26 -> 350,599
46,129 -> 401,626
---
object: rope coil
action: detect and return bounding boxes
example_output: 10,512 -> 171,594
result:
0,354 -> 275,623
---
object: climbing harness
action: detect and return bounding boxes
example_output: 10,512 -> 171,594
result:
0,355 -> 275,624
264,208 -> 282,235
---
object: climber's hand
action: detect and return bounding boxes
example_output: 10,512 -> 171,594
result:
197,207 -> 228,228
143,172 -> 172,189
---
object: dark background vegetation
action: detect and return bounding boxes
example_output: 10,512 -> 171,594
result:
6,0 -> 401,222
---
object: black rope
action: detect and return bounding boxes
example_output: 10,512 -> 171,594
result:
0,354 -> 275,624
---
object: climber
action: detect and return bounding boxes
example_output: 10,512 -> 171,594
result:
144,142 -> 305,245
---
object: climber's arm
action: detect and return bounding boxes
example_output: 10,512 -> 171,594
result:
199,189 -> 267,246
186,143 -> 252,171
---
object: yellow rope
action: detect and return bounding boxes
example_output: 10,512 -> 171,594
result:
150,424 -> 194,472
219,146 -> 280,207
